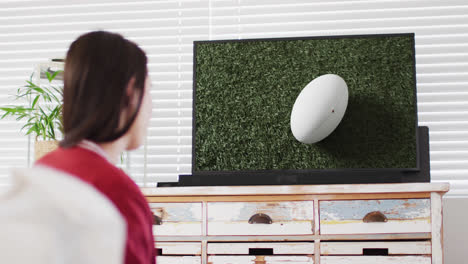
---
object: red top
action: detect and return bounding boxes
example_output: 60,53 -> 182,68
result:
37,146 -> 156,264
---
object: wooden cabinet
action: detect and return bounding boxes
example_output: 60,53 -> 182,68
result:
207,201 -> 315,235
149,202 -> 203,236
156,242 -> 202,255
320,241 -> 431,264
320,241 -> 431,255
155,243 -> 202,264
320,256 -> 431,264
208,255 -> 315,263
319,199 -> 431,234
157,256 -> 202,264
143,183 -> 449,264
208,242 -> 315,255
208,242 -> 315,264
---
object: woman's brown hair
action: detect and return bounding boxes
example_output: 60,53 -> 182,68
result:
60,31 -> 148,148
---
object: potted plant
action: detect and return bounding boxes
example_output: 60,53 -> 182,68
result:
0,70 -> 63,160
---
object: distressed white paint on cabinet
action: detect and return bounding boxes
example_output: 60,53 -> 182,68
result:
149,202 -> 202,236
208,255 -> 314,264
321,256 -> 431,264
207,201 -> 314,235
144,183 -> 449,264
431,192 -> 444,264
321,241 -> 431,255
320,199 -> 431,234
156,256 -> 201,264
208,242 -> 314,255
156,242 -> 201,255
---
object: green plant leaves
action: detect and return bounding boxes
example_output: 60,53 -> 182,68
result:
46,70 -> 62,83
0,71 -> 64,140
32,95 -> 40,108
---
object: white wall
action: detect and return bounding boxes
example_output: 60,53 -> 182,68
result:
444,198 -> 468,264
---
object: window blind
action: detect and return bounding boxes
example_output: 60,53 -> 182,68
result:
0,0 -> 209,187
0,0 -> 467,196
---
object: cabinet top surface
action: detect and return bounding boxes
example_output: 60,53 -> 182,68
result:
142,182 -> 449,197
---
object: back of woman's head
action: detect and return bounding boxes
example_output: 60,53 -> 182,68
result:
61,31 -> 148,148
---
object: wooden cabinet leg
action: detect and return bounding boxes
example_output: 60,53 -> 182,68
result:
431,192 -> 444,264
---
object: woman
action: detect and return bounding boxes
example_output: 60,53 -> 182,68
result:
37,31 -> 155,264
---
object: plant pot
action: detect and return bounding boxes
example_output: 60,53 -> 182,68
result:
34,140 -> 59,160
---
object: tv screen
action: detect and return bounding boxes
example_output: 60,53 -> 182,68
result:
192,33 -> 418,178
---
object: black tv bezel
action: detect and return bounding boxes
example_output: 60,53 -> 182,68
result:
190,33 -> 421,184
167,126 -> 429,187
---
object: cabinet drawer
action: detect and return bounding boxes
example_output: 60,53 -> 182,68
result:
321,241 -> 431,255
320,199 -> 431,234
156,242 -> 201,255
157,256 -> 201,264
207,201 -> 314,235
149,203 -> 202,236
208,242 -> 314,255
321,256 -> 430,264
209,256 -> 314,263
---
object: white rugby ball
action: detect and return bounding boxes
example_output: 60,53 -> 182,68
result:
290,74 -> 348,144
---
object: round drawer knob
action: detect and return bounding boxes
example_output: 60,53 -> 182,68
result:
254,256 -> 266,264
248,213 -> 273,224
153,214 -> 163,225
363,211 -> 388,223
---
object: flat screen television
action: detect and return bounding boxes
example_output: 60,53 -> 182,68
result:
172,33 -> 429,187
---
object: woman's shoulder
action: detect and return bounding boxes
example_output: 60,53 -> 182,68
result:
4,166 -> 127,264
37,146 -> 106,169
37,146 -> 149,215
36,147 -> 138,192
